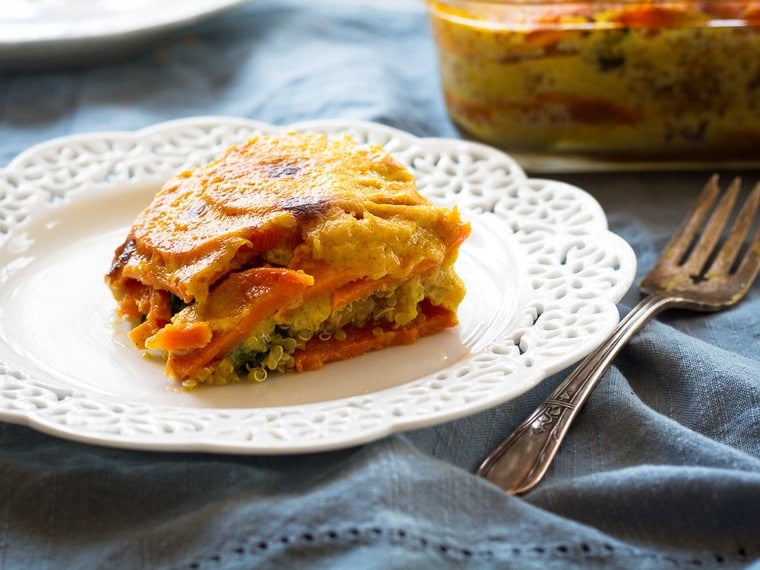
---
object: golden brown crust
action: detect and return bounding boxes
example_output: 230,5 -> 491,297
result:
107,132 -> 428,304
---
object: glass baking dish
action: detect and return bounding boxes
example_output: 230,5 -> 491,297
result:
424,0 -> 760,171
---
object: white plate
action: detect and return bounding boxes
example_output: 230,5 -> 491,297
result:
0,0 -> 247,69
0,117 -> 636,454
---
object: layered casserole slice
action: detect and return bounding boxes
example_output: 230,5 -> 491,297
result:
105,132 -> 470,388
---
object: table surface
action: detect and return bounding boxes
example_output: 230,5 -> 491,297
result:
1,1 -> 759,568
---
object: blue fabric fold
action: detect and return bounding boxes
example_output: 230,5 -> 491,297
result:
1,1 -> 758,568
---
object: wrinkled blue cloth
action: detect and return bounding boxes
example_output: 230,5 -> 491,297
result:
1,1 -> 759,568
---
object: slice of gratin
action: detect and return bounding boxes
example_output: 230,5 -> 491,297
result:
106,131 -> 470,388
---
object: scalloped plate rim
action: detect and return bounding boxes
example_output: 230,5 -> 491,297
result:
0,116 -> 637,454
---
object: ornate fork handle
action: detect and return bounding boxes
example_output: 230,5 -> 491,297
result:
477,293 -> 678,494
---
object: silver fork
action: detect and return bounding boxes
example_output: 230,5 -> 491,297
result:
477,175 -> 760,495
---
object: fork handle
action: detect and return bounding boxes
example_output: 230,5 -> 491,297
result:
477,293 -> 676,494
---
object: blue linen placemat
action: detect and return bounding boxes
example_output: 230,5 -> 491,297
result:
1,1 -> 758,568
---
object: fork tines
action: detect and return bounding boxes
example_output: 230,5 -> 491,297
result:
662,175 -> 760,282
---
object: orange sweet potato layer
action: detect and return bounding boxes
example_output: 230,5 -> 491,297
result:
292,302 -> 458,372
162,267 -> 314,379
